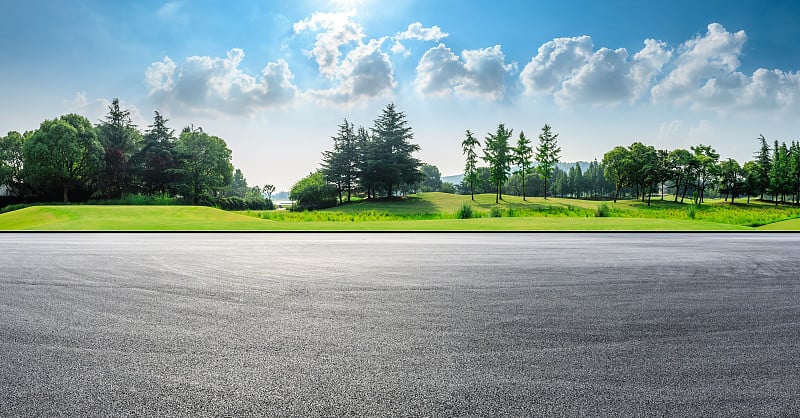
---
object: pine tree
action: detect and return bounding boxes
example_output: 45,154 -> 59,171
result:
482,124 -> 512,203
535,124 -> 561,199
754,134 -> 771,200
321,119 -> 359,203
514,131 -> 533,201
461,130 -> 480,200
369,104 -> 421,197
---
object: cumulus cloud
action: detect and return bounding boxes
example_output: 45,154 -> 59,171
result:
415,44 -> 513,100
145,48 -> 298,115
521,36 -> 671,105
310,39 -> 395,103
651,23 -> 746,105
396,22 -> 448,41
520,36 -> 594,95
651,23 -> 800,112
293,10 -> 364,79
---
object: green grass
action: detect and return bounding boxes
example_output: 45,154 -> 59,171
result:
0,206 -> 276,230
1,192 -> 798,231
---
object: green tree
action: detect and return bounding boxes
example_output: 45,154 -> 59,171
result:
691,144 -> 720,204
369,104 -> 422,197
667,148 -> 695,203
742,161 -> 760,203
718,158 -> 744,203
290,171 -> 337,210
0,131 -> 27,197
321,119 -> 359,203
535,124 -> 561,199
134,111 -> 177,195
769,140 -> 790,204
754,134 -> 771,200
602,146 -> 631,202
23,114 -> 105,203
228,168 -> 249,198
514,131 -> 533,201
97,98 -> 140,198
418,163 -> 442,192
174,126 -> 234,205
483,123 -> 513,203
461,130 -> 480,200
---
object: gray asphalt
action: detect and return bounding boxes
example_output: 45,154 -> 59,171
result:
0,233 -> 799,417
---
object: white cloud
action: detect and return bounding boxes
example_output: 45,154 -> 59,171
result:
520,36 -> 593,95
293,10 -> 364,79
415,44 -> 513,100
415,44 -> 465,96
396,22 -> 448,41
651,23 -> 800,113
156,1 -> 187,25
522,36 -> 671,105
145,49 -> 299,115
651,23 -> 746,106
391,40 -> 410,57
310,39 -> 395,104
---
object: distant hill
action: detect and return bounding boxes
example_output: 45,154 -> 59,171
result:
442,161 -> 591,185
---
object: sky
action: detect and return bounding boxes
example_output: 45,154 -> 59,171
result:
2,0 -> 800,191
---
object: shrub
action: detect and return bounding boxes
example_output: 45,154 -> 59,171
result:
0,203 -> 31,214
489,207 -> 503,218
455,203 -> 474,219
289,171 -> 337,210
595,202 -> 611,217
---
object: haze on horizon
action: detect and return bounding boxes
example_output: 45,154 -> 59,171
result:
2,0 -> 800,191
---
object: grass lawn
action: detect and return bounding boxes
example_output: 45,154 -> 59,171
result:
0,206 -> 274,230
1,192 -> 798,230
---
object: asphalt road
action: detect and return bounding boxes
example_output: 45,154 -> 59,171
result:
1,233 -> 799,416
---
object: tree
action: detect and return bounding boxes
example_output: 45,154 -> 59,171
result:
23,114 -> 104,203
290,171 -> 337,210
134,111 -> 177,196
263,184 -> 276,201
0,131 -> 27,197
691,144 -> 719,204
514,131 -> 533,201
535,124 -> 561,199
668,148 -> 694,203
97,98 -> 140,198
602,146 -> 631,203
754,134 -> 771,199
173,126 -> 234,205
228,168 -> 249,198
369,104 -> 422,197
627,142 -> 658,205
718,158 -> 744,203
769,140 -> 790,204
418,163 -> 442,192
321,119 -> 359,203
742,161 -> 760,203
461,130 -> 480,200
483,123 -> 513,203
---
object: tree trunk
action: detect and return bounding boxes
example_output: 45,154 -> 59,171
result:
63,183 -> 69,203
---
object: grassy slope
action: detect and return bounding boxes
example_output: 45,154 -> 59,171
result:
2,193 -> 797,230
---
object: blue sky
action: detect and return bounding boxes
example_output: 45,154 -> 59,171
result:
2,0 -> 800,190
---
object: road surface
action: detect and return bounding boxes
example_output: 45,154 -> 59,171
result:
1,233 -> 799,416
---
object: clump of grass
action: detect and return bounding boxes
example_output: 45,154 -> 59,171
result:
489,207 -> 503,218
507,207 -> 517,217
455,203 -> 474,219
595,202 -> 611,217
686,204 -> 698,219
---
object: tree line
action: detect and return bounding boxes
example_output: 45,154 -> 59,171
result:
293,103 -> 423,209
0,99 -> 273,209
452,129 -> 800,206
